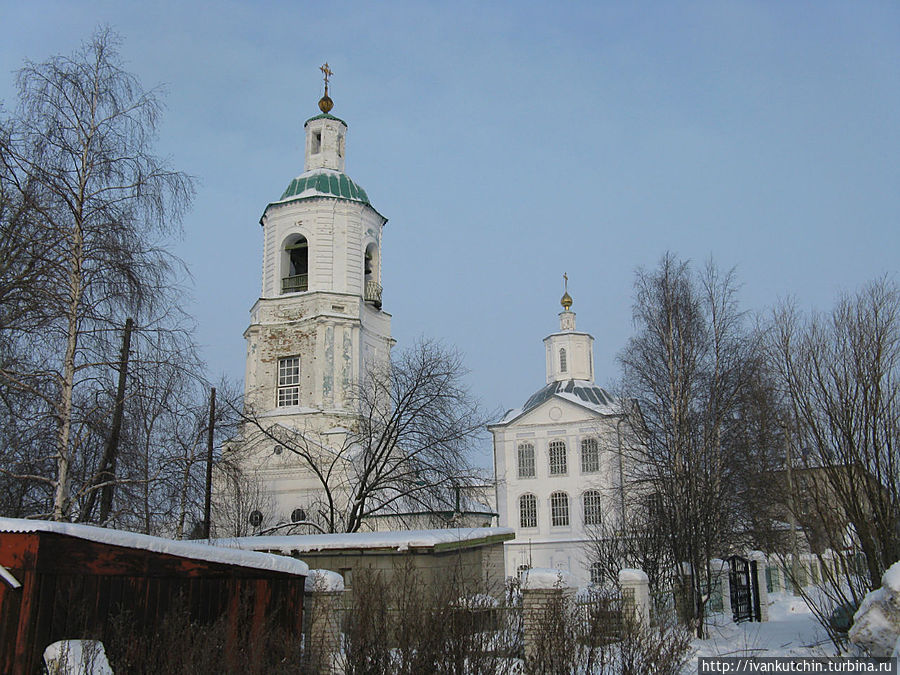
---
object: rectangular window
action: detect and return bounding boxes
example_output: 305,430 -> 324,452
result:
277,356 -> 300,407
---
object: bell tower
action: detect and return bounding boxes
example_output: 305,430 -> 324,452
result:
241,65 -> 394,484
544,274 -> 595,383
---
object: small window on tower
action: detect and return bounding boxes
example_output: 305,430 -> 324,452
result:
277,356 -> 301,407
312,130 -> 322,154
338,133 -> 345,158
560,348 -> 567,373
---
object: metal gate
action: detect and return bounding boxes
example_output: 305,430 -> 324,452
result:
727,555 -> 761,622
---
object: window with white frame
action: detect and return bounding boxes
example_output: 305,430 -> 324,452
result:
550,491 -> 569,527
583,490 -> 602,526
517,442 -> 535,478
549,440 -> 567,475
560,348 -> 567,373
519,494 -> 537,528
277,356 -> 301,406
581,437 -> 600,473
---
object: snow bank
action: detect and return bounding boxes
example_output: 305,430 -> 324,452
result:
520,567 -> 572,590
850,560 -> 900,656
304,569 -> 345,593
0,517 -> 308,577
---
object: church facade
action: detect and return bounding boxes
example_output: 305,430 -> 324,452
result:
489,289 -> 631,588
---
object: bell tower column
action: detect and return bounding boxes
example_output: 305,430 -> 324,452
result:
544,274 -> 595,383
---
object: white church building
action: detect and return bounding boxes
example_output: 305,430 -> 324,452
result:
489,287 -> 632,588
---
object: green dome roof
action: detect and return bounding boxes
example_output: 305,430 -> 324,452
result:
278,169 -> 370,206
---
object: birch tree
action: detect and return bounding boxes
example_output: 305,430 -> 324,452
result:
0,29 -> 193,520
618,254 -> 766,637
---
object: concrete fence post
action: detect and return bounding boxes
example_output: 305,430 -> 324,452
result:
618,568 -> 650,626
520,567 -> 574,663
303,569 -> 345,674
748,551 -> 769,622
710,558 -> 732,620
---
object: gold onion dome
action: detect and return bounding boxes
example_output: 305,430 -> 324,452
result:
561,291 -> 573,310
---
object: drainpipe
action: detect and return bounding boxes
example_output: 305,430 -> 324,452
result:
617,415 -> 626,534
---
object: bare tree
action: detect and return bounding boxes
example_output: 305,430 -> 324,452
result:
767,278 -> 900,639
236,339 -> 489,533
0,28 -> 193,520
618,253 -> 763,636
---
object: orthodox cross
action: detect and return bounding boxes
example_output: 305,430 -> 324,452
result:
320,63 -> 333,92
563,272 -> 568,293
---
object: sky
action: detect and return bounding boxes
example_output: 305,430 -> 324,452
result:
1,2 -> 898,467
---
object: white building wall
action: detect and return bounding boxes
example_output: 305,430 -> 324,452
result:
492,399 -> 626,588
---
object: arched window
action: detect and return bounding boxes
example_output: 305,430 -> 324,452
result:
519,494 -> 537,529
517,442 -> 535,478
282,236 -> 309,294
291,508 -> 306,523
549,440 -> 567,475
364,243 -> 382,308
550,492 -> 569,527
583,490 -> 602,526
581,438 -> 600,473
249,510 -> 263,527
559,348 -> 567,373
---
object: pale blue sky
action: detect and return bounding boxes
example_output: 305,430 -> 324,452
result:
2,2 -> 898,465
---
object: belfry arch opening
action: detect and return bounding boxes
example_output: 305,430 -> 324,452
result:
282,235 -> 309,294
364,242 -> 382,308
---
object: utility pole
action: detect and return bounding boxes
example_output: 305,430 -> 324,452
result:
785,422 -> 801,595
81,318 -> 133,524
203,387 -> 216,539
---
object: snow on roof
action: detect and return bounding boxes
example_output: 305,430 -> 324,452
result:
492,379 -> 620,426
217,527 -> 515,555
0,517 -> 308,577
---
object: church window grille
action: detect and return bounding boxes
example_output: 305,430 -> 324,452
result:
517,442 -> 535,478
277,356 -> 301,407
311,130 -> 321,154
518,564 -> 531,577
550,492 -> 569,527
560,348 -> 567,373
249,510 -> 263,527
581,438 -> 600,473
519,494 -> 537,529
583,490 -> 602,525
590,562 -> 603,585
549,440 -> 567,475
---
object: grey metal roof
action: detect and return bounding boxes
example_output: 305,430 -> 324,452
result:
522,379 -> 615,413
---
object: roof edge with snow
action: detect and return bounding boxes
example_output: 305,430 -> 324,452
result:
0,517 -> 308,577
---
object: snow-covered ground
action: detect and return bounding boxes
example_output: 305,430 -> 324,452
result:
687,592 -> 835,670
